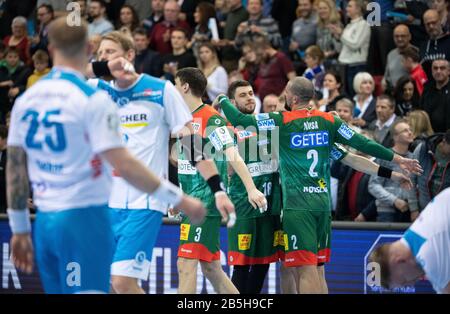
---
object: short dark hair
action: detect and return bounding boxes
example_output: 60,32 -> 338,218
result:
0,124 -> 8,139
175,67 -> 207,98
400,46 -> 420,63
91,0 -> 107,8
132,27 -> 148,37
171,27 -> 189,39
38,3 -> 54,15
5,46 -> 19,56
369,244 -> 392,289
227,80 -> 252,99
377,94 -> 395,110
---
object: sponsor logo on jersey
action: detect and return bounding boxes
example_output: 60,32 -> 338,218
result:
283,234 -> 289,251
120,113 -> 149,128
304,121 -> 319,130
257,119 -> 276,130
247,161 -> 277,177
208,126 -> 234,151
236,130 -> 255,141
36,160 -> 64,174
330,146 -> 343,161
180,224 -> 191,241
255,113 -> 270,121
132,89 -> 162,98
290,131 -> 329,148
178,160 -> 197,175
135,251 -> 146,265
238,234 -> 252,250
338,124 -> 355,140
214,118 -> 222,125
118,97 -> 130,106
318,178 -> 327,189
302,186 -> 328,193
273,230 -> 284,247
192,122 -> 201,134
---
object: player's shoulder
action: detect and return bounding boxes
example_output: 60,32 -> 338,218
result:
138,73 -> 167,90
281,109 -> 335,124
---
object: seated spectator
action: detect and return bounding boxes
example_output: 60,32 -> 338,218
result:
333,0 -> 371,97
430,0 -> 449,32
318,70 -> 343,112
393,75 -> 420,117
142,0 -> 165,34
88,0 -> 115,36
179,0 -> 208,28
289,0 -> 317,59
26,50 -> 50,89
368,95 -> 400,147
302,45 -> 325,92
133,28 -> 162,77
400,46 -> 428,95
413,129 -> 450,211
352,72 -> 377,128
335,97 -> 361,133
150,0 -> 191,55
238,42 -> 262,89
0,124 -> 6,213
198,42 -> 228,102
262,94 -> 281,113
235,0 -> 282,49
161,27 -> 196,82
369,119 -> 419,222
30,4 -> 55,55
407,110 -> 435,152
3,16 -> 30,65
420,59 -> 450,133
254,35 -> 296,103
188,2 -> 217,56
315,0 -> 342,68
116,4 -> 141,35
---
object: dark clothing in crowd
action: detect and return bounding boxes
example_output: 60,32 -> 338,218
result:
420,80 -> 450,133
134,48 -> 162,77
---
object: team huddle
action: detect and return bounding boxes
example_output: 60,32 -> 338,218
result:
7,17 -> 449,295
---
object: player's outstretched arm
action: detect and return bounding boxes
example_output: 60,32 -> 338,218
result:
102,147 -> 206,225
224,146 -> 268,213
6,146 -> 34,274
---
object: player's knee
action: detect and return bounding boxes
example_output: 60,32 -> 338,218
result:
200,261 -> 219,277
111,276 -> 139,294
177,258 -> 198,277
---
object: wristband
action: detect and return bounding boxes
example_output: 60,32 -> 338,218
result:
207,174 -> 225,194
153,180 -> 183,207
378,166 -> 393,179
92,61 -> 112,77
7,208 -> 31,234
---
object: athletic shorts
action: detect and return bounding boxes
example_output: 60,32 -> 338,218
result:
34,205 -> 114,294
227,215 -> 281,265
109,208 -> 163,280
281,210 -> 331,267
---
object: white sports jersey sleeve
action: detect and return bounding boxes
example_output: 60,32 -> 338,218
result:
162,81 -> 192,135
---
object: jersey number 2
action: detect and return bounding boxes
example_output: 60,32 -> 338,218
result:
22,109 -> 66,152
307,149 -> 318,177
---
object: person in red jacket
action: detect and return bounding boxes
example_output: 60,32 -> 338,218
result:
400,46 -> 428,95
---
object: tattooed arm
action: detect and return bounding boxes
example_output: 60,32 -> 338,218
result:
7,146 -> 34,274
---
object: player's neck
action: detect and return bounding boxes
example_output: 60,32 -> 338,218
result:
52,54 -> 86,76
115,73 -> 140,89
185,95 -> 204,112
291,103 -> 312,111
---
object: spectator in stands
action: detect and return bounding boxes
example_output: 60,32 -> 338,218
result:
383,24 -> 413,93
37,0 -> 72,17
214,0 -> 229,28
318,70 -> 344,112
133,28 -> 162,77
333,0 -> 371,97
117,4 -> 140,35
26,50 -> 50,89
0,43 -> 6,61
369,119 -> 419,222
335,97 -> 361,133
400,46 -> 428,96
254,35 -> 296,102
75,0 -> 89,21
289,0 -> 317,60
262,94 -> 281,113
429,0 -> 449,32
419,9 -> 450,78
198,42 -> 228,102
0,124 -> 7,214
142,0 -> 166,34
315,0 -> 342,68
150,0 -> 191,55
180,0 -> 214,29
238,42 -> 261,89
89,34 -> 102,61
413,129 -> 450,211
126,0 -> 152,22
302,45 -> 325,92
88,0 -> 115,36
235,0 -> 282,49
30,4 -> 54,55
352,72 -> 377,128
271,0 -> 298,53
188,2 -> 217,55
420,59 -> 450,133
368,95 -> 400,148
2,16 -> 30,65
394,75 -> 420,117
407,110 -> 434,152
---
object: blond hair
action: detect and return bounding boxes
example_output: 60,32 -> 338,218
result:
353,72 -> 374,95
101,31 -> 135,52
48,17 -> 88,58
407,110 -> 434,138
316,0 -> 341,27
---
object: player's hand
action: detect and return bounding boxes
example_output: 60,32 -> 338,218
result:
351,118 -> 367,127
175,195 -> 206,225
391,171 -> 413,190
214,191 -> 236,228
393,155 -> 423,176
212,94 -> 226,110
248,188 -> 268,213
394,198 -> 409,213
10,234 -> 34,274
107,57 -> 136,80
410,211 -> 419,222
354,213 -> 366,222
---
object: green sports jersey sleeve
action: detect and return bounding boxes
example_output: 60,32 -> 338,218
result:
332,117 -> 394,161
330,143 -> 348,161
205,114 -> 235,152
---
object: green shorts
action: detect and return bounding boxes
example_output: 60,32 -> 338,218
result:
281,210 -> 331,267
227,215 -> 282,265
177,215 -> 222,262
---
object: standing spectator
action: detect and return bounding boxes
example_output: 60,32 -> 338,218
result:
37,0 -> 72,17
30,4 -> 54,55
368,95 -> 400,148
394,75 -> 420,117
161,27 -> 197,81
117,4 -> 140,35
142,0 -> 166,34
2,16 -> 30,65
262,94 -> 281,113
188,2 -> 217,55
125,0 -> 152,22
429,0 -> 450,32
407,110 -> 434,152
180,0 -> 215,29
302,45 -> 326,92
318,70 -> 344,112
352,72 -> 377,128
315,0 -> 343,69
254,36 -> 296,102
271,0 -> 298,53
238,42 -> 262,89
369,119 -> 419,222
26,50 -> 50,89
383,24 -> 414,93
149,0 -> 191,55
400,46 -> 428,95
420,9 -> 450,78
214,0 -> 229,28
235,0 -> 282,49
420,59 -> 450,133
333,0 -> 371,97
413,129 -> 450,211
75,0 -> 89,21
198,42 -> 228,101
0,125 -> 7,213
88,0 -> 115,36
133,28 -> 162,77
289,0 -> 318,61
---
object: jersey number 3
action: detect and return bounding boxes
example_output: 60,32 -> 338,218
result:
22,109 -> 67,152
